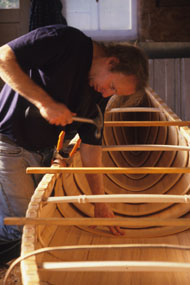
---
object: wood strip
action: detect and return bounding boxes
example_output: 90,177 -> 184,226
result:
102,144 -> 190,151
45,194 -> 190,204
104,121 -> 190,127
41,261 -> 190,272
107,107 -> 161,113
26,167 -> 190,174
4,217 -> 190,227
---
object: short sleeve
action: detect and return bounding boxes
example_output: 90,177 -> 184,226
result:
7,25 -> 90,71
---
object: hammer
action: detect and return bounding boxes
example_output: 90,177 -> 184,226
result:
25,104 -> 103,139
72,104 -> 103,139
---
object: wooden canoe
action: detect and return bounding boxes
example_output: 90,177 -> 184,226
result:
4,87 -> 190,285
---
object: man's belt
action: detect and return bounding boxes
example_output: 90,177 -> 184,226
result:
0,134 -> 17,146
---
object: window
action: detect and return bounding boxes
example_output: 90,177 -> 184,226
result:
62,0 -> 137,41
0,0 -> 19,9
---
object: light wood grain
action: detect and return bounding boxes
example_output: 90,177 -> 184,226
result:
26,166 -> 190,174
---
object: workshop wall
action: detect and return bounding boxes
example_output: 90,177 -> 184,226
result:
138,0 -> 190,42
138,0 -> 190,120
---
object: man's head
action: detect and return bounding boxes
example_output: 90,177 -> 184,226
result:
89,43 -> 148,98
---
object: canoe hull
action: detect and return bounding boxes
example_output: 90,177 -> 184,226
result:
21,88 -> 190,285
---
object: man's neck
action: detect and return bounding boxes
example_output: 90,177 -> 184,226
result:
92,42 -> 105,59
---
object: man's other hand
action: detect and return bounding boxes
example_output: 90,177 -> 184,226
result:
93,203 -> 125,236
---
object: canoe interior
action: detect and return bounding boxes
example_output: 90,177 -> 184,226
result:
21,88 -> 190,285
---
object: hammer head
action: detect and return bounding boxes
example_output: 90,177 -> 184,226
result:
94,104 -> 104,139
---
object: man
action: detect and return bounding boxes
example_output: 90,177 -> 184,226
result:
0,24 -> 148,262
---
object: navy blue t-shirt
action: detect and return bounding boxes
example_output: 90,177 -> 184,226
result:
0,25 -> 108,150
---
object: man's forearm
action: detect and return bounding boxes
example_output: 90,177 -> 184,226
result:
80,143 -> 104,195
0,44 -> 75,125
85,173 -> 104,195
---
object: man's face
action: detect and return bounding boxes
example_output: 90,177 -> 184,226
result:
88,57 -> 137,98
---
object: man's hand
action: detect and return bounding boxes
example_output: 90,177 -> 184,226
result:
39,102 -> 76,126
94,203 -> 125,236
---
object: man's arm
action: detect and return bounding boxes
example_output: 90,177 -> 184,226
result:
0,44 -> 75,126
80,142 -> 124,235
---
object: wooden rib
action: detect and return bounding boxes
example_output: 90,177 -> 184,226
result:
39,193 -> 190,235
103,98 -> 163,173
104,121 -> 190,127
50,143 -> 190,222
114,112 -> 167,169
107,107 -> 161,113
41,261 -> 190,272
101,127 -> 188,193
45,194 -> 190,204
40,173 -> 190,234
104,103 -> 156,147
4,217 -> 190,227
60,167 -> 190,220
101,149 -> 179,192
38,170 -> 190,233
49,175 -> 190,237
26,167 -> 190,174
108,175 -> 190,216
102,144 -> 190,151
65,166 -> 189,222
102,113 -> 169,183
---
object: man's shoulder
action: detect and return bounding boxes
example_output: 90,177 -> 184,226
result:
34,24 -> 89,41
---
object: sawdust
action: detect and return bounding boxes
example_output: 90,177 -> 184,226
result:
0,263 -> 22,285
